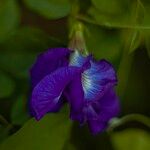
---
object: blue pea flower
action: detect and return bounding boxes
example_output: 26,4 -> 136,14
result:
30,48 -> 120,134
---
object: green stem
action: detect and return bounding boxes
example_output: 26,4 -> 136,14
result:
0,114 -> 13,131
117,48 -> 134,97
0,115 -> 9,126
77,15 -> 150,30
68,21 -> 88,55
107,114 -> 150,132
68,1 -> 88,55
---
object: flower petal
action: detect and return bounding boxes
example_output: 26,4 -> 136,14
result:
97,89 -> 120,122
88,119 -> 107,135
77,89 -> 120,134
82,59 -> 117,101
30,48 -> 70,88
65,74 -> 84,122
31,66 -> 82,120
87,89 -> 120,134
69,50 -> 91,68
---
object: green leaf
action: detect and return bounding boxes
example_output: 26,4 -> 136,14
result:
0,0 -> 20,42
0,52 -> 36,78
0,126 -> 10,143
0,71 -> 15,98
85,23 -> 122,67
116,27 -> 144,97
144,30 -> 150,58
128,30 -> 141,53
108,114 -> 150,131
63,143 -> 76,150
11,95 -> 29,125
141,0 -> 150,26
0,114 -> 72,150
119,47 -> 150,113
91,0 -> 124,15
1,27 -> 62,53
0,27 -> 62,78
0,115 -> 11,143
23,0 -> 71,19
89,0 -> 145,28
111,129 -> 150,150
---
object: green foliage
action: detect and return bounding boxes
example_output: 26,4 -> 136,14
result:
0,27 -> 62,78
0,53 -> 35,78
128,30 -> 141,53
23,0 -> 71,19
0,0 -> 20,42
1,27 -> 61,52
90,0 -> 145,27
0,126 -> 10,143
141,0 -> 150,26
0,114 -> 72,150
11,95 -> 29,125
111,129 -> 150,150
85,23 -> 122,65
91,0 -> 126,15
0,0 -> 150,149
0,71 -> 15,98
0,115 -> 11,143
144,30 -> 150,58
120,49 -> 150,114
85,0 -> 149,55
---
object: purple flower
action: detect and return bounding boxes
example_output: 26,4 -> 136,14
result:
30,48 -> 120,134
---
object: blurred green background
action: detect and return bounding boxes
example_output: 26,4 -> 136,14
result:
0,0 -> 150,150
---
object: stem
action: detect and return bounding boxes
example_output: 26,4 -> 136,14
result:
117,48 -> 134,97
0,114 -> 9,126
77,15 -> 150,30
68,21 -> 88,55
107,114 -> 150,132
0,114 -> 14,131
68,0 -> 88,55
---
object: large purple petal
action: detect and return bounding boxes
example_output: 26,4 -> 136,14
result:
87,89 -> 120,134
65,74 -> 84,122
30,48 -> 70,88
88,119 -> 107,135
97,89 -> 120,122
82,59 -> 117,101
65,53 -> 92,122
31,66 -> 82,120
